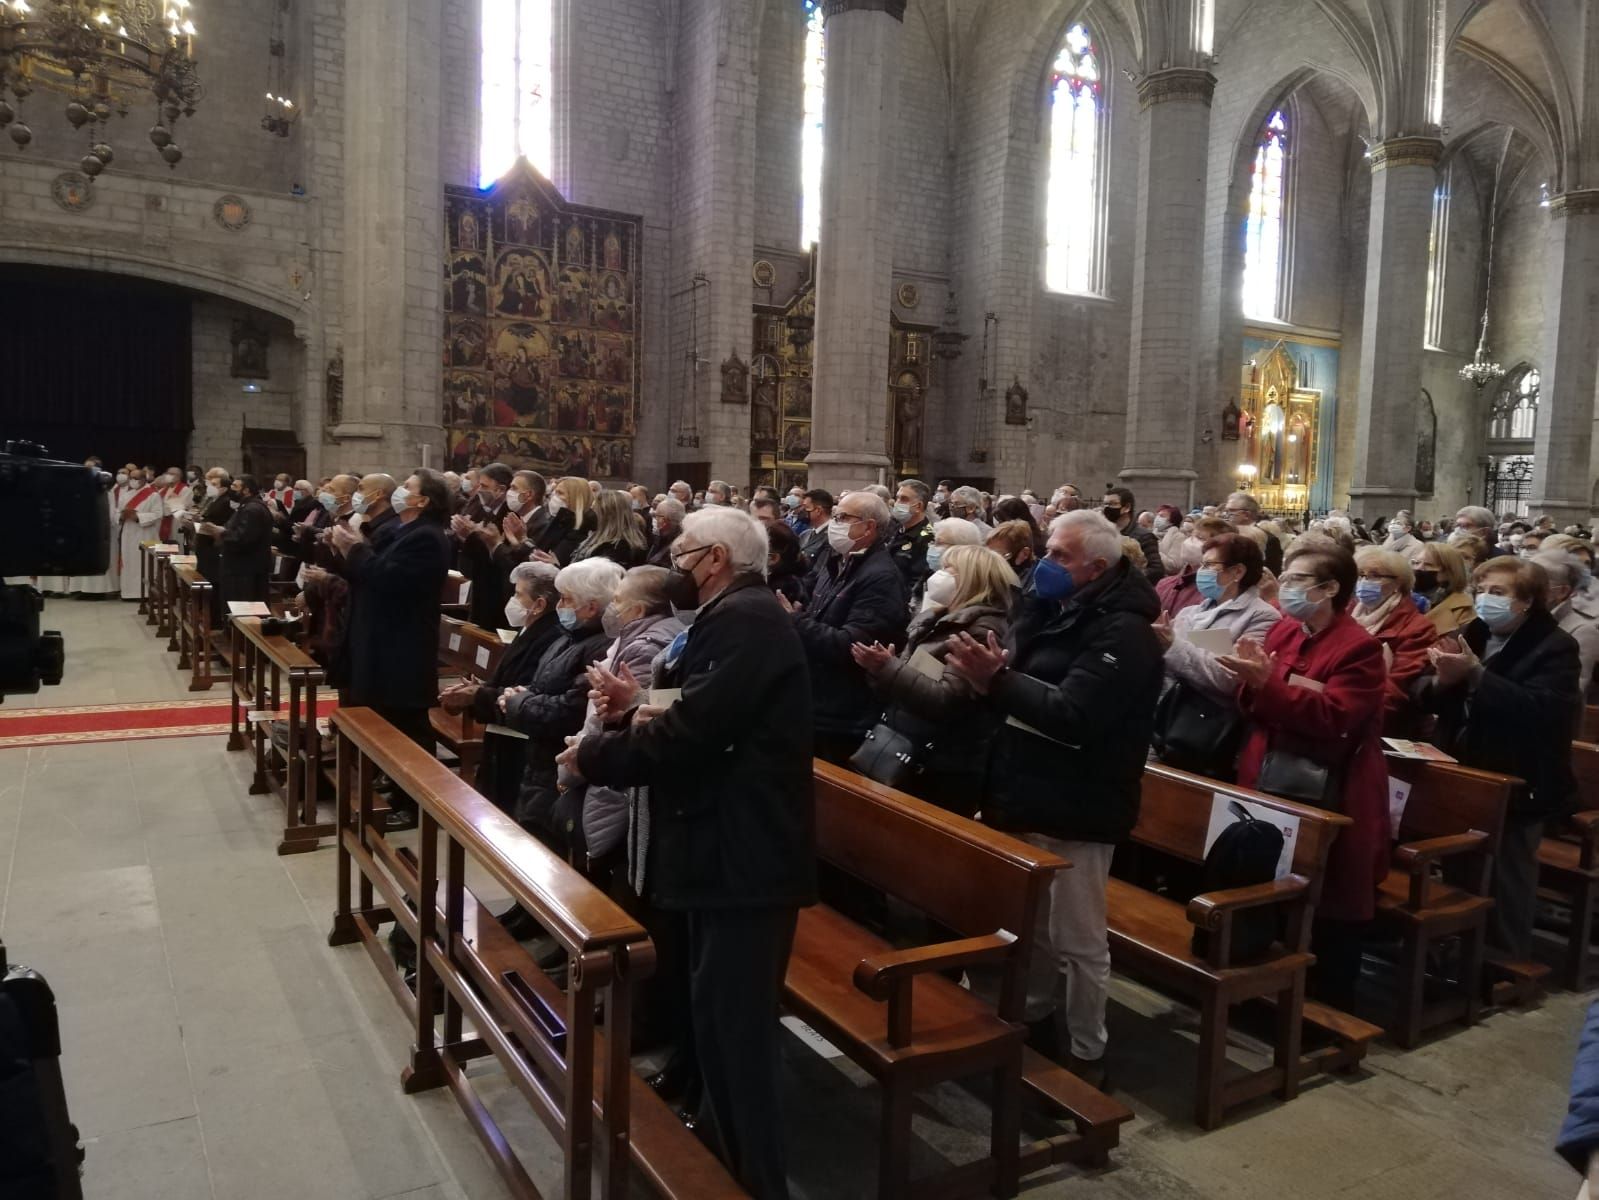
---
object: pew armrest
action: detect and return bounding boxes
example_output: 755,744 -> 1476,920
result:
854,931 -> 1017,1049
1567,810 -> 1599,871
1187,876 -> 1310,969
1394,830 -> 1489,908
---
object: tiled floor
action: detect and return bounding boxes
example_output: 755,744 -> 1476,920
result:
0,597 -> 1589,1198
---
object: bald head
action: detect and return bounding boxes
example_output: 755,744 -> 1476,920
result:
358,473 -> 397,516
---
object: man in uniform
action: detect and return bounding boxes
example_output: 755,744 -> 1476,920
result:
889,478 -> 937,592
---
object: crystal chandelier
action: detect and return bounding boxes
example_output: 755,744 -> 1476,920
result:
0,0 -> 202,173
1460,165 -> 1505,390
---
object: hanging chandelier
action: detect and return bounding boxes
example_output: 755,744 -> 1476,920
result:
0,0 -> 202,173
1460,169 -> 1505,390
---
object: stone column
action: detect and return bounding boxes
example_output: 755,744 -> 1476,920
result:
1119,68 -> 1215,511
1531,191 -> 1599,523
805,0 -> 903,494
1346,136 -> 1442,520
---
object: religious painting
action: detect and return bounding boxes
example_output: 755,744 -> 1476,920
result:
444,160 -> 641,479
231,318 -> 269,379
1237,336 -> 1336,514
721,351 -> 749,405
749,278 -> 816,489
1004,376 -> 1029,426
751,355 -> 780,448
1221,399 -> 1241,441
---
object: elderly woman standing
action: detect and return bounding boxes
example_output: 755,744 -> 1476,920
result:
850,545 -> 1017,816
912,516 -> 983,609
1350,546 -> 1438,736
1151,533 -> 1281,778
1220,540 -> 1389,1011
499,557 -> 625,853
1414,539 -> 1475,636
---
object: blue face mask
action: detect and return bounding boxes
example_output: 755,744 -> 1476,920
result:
317,491 -> 337,513
1278,584 -> 1325,621
1195,567 -> 1225,602
557,607 -> 579,632
925,545 -> 944,572
1474,593 -> 1519,631
1354,580 -> 1386,608
1032,556 -> 1076,603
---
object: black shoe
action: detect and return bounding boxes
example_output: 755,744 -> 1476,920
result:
380,808 -> 419,833
677,1105 -> 700,1132
497,903 -> 545,942
645,1059 -> 696,1103
1025,1017 -> 1062,1062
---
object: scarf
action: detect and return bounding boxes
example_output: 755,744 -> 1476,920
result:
1352,590 -> 1402,635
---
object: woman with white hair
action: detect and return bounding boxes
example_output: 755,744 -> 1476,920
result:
499,556 -> 625,855
1350,546 -> 1438,736
438,560 -> 564,815
1535,549 -> 1599,697
1383,512 -> 1418,557
916,516 -> 983,608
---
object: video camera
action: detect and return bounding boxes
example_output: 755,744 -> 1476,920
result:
0,441 -> 112,701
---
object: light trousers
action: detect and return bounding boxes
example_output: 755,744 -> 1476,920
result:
1021,834 -> 1115,1062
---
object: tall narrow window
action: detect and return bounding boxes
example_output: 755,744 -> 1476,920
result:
480,0 -> 554,187
800,1 -> 825,249
1044,22 -> 1104,295
1242,109 -> 1290,320
1424,173 -> 1450,349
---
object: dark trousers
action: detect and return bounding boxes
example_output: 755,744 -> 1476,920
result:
1310,917 -> 1365,1013
371,705 -> 435,813
1490,816 -> 1544,959
688,905 -> 798,1200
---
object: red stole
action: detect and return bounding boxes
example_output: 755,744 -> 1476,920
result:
122,484 -> 159,519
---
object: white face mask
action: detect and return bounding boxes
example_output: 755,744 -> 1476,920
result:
504,597 -> 530,628
827,522 -> 859,557
351,492 -> 369,514
548,493 -> 566,514
505,490 -> 524,513
1153,517 -> 1171,534
390,485 -> 413,511
925,569 -> 958,608
186,471 -> 198,483
116,472 -> 129,485
204,482 -> 221,499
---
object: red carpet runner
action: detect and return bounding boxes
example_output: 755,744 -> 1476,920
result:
0,698 -> 335,749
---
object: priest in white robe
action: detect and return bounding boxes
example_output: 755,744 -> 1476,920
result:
74,480 -> 123,596
118,469 -> 166,601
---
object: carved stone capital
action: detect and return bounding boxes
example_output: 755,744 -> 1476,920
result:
822,0 -> 906,19
1549,190 -> 1599,219
1368,137 -> 1444,172
1136,69 -> 1217,110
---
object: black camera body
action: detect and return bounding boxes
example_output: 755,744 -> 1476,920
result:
0,442 -> 112,700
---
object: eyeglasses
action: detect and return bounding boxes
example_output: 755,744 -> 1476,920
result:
1200,559 -> 1231,570
1278,572 -> 1323,587
830,512 -> 868,526
670,544 -> 713,571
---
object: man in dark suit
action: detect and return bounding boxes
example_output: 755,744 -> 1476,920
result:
332,468 -> 453,831
796,487 -> 833,569
565,506 -> 814,1199
214,474 -> 275,606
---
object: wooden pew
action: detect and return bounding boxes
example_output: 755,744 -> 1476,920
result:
1374,759 -> 1513,1047
433,617 -> 508,779
787,762 -> 1132,1199
227,615 -> 332,855
1537,741 -> 1599,989
172,565 -> 223,691
1106,765 -> 1357,1129
1581,706 -> 1599,744
326,707 -> 740,1200
442,569 -> 471,620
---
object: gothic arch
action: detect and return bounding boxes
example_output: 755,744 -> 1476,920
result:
1451,0 -> 1576,187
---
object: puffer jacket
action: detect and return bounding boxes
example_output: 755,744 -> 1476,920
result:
567,612 -> 685,866
502,618 -> 611,844
869,602 -> 1009,817
983,559 -> 1164,843
794,539 -> 909,738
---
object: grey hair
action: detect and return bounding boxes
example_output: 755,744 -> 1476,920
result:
1049,510 -> 1124,565
840,490 -> 892,531
1355,545 -> 1414,593
617,564 -> 675,614
1534,549 -> 1586,593
669,479 -> 692,499
933,517 -> 982,547
681,506 -> 770,578
1226,491 -> 1262,518
1456,505 -> 1495,530
865,483 -> 892,501
897,478 -> 931,504
509,560 -> 559,589
654,496 -> 686,525
555,557 -> 626,607
707,479 -> 731,498
950,485 -> 984,509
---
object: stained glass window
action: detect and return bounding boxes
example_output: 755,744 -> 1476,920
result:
1044,23 -> 1103,294
1242,110 -> 1289,320
1424,176 -> 1450,349
480,0 -> 554,187
800,1 -> 825,249
1490,367 -> 1539,440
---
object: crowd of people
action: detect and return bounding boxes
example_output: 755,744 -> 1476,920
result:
45,456 -> 1599,1198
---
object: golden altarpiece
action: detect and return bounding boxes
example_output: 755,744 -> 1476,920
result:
1233,344 -> 1321,514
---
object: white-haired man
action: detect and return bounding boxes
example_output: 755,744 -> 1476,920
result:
947,510 -> 1163,1088
785,489 -> 909,762
669,479 -> 693,506
564,506 -> 814,1198
1452,505 -> 1511,558
1223,491 -> 1283,574
647,496 -> 686,567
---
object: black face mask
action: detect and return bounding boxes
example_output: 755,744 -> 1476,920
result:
1413,569 -> 1439,593
665,566 -> 701,613
1102,506 -> 1123,523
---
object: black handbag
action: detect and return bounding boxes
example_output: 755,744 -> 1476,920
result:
849,717 -> 925,791
1152,680 -> 1244,780
1257,746 -> 1345,812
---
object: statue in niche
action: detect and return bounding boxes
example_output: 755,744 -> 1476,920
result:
231,318 -> 269,378
1222,399 -> 1241,441
752,377 -> 778,445
1005,376 -> 1029,426
1263,400 -> 1285,483
604,231 -> 623,270
326,346 -> 344,427
894,387 -> 923,465
1415,388 -> 1437,496
720,350 -> 749,404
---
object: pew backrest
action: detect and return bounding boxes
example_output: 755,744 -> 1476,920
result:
438,615 -> 506,682
1384,758 -> 1512,857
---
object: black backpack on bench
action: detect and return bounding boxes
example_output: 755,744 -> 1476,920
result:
1190,801 -> 1285,963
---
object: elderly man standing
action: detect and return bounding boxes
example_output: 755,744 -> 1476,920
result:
782,490 -> 909,763
1450,505 -> 1512,558
566,507 -> 814,1199
947,510 -> 1163,1087
647,496 -> 686,567
1223,491 -> 1283,574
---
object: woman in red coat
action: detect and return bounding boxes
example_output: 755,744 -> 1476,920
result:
1350,546 -> 1438,737
1220,539 -> 1389,1012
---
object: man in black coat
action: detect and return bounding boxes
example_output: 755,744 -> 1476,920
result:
354,474 -> 401,553
332,469 -> 452,831
947,510 -> 1163,1086
192,466 -> 238,620
566,506 -> 814,1200
452,462 -> 513,628
215,474 -> 275,606
1101,486 -> 1165,584
1415,556 -> 1581,957
786,489 -> 908,763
